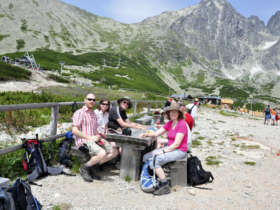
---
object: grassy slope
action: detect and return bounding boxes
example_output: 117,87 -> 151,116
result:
0,62 -> 31,81
3,49 -> 169,94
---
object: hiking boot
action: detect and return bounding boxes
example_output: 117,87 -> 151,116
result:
89,167 -> 102,180
153,182 -> 170,196
79,165 -> 93,182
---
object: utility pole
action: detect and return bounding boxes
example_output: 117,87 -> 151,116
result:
59,61 -> 64,76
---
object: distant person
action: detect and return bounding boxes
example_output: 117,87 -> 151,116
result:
275,109 -> 279,126
164,97 -> 172,107
72,93 -> 117,182
270,108 -> 277,126
108,97 -> 146,132
264,105 -> 271,125
179,103 -> 193,151
187,99 -> 199,126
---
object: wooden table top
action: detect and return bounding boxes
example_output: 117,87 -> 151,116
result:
106,128 -> 153,147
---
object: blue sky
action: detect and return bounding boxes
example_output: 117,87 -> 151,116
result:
62,0 -> 280,24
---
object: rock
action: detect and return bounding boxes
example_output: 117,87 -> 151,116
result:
188,188 -> 196,196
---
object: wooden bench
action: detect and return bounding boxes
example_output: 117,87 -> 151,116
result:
164,157 -> 188,187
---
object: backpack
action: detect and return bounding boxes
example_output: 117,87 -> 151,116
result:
0,187 -> 15,210
187,105 -> 195,114
5,178 -> 41,210
58,131 -> 74,168
22,135 -> 65,182
187,155 -> 214,186
140,156 -> 159,193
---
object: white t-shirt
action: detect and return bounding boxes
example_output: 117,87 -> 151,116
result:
94,109 -> 109,134
187,103 -> 198,119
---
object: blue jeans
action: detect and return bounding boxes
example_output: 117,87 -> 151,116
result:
143,147 -> 186,169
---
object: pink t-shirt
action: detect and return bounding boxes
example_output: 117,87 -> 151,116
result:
163,119 -> 188,152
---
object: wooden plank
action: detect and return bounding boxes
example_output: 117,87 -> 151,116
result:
147,103 -> 151,114
0,102 -> 84,112
119,144 -> 142,181
0,133 -> 66,155
133,101 -> 137,117
106,134 -> 152,147
50,105 -> 59,136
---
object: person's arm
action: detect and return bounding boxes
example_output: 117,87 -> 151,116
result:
141,127 -> 166,138
72,126 -> 100,142
116,118 -> 146,129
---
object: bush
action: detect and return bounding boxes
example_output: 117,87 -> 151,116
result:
0,62 -> 31,81
16,39 -> 25,50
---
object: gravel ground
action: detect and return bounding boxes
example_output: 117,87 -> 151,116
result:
30,107 -> 280,210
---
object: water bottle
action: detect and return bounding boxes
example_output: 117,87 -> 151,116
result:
149,118 -> 156,131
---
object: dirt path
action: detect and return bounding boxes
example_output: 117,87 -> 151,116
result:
0,70 -> 66,92
31,107 -> 280,210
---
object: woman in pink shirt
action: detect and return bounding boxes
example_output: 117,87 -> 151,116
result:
141,103 -> 188,195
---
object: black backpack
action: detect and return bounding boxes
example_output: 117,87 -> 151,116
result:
1,178 -> 41,210
22,135 -> 65,182
187,155 -> 214,186
58,131 -> 74,168
0,187 -> 15,210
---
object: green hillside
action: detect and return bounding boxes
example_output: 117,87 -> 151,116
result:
4,49 -> 169,94
0,62 -> 31,81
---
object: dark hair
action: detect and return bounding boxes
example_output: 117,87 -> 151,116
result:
98,98 -> 111,111
165,110 -> 184,120
117,97 -> 132,109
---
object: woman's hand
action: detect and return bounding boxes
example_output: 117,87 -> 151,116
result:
140,133 -> 149,138
153,150 -> 164,156
137,124 -> 147,130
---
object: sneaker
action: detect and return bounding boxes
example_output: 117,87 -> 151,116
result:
79,165 -> 93,182
89,167 -> 102,180
153,183 -> 170,196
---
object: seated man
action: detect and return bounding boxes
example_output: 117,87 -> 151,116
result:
108,97 -> 146,132
72,93 -> 117,182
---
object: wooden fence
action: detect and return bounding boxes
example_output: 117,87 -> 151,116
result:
0,100 -> 164,156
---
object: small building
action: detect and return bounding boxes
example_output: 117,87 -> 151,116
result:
220,98 -> 234,109
198,96 -> 221,105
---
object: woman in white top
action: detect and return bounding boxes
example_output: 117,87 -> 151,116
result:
94,99 -> 110,138
94,98 -> 119,164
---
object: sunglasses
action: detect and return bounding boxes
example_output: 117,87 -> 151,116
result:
87,98 -> 96,102
101,103 -> 109,106
122,101 -> 129,105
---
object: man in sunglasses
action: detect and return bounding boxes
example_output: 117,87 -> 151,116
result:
72,93 -> 114,182
108,97 -> 146,132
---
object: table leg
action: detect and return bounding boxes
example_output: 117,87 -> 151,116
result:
120,144 -> 145,181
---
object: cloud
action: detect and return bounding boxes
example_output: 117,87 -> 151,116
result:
106,0 -> 182,23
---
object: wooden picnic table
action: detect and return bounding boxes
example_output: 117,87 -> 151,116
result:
106,129 -> 155,181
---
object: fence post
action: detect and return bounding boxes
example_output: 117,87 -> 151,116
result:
147,102 -> 151,115
133,100 -> 137,117
50,105 -> 59,136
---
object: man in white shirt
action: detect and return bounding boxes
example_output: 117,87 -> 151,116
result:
186,99 -> 199,126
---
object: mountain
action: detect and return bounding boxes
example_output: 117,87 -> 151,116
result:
0,0 -> 280,105
267,11 -> 280,35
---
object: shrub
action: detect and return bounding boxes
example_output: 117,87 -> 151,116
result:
16,39 -> 25,50
0,62 -> 31,81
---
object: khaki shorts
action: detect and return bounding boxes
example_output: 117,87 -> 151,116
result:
86,139 -> 113,156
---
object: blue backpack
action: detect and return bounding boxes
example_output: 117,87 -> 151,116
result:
140,156 -> 159,193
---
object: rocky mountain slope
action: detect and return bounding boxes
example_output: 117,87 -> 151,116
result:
0,0 -> 279,102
